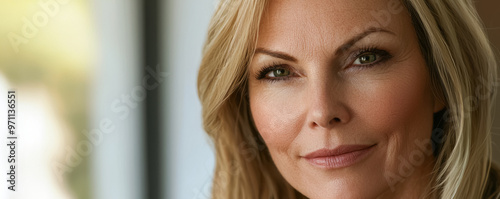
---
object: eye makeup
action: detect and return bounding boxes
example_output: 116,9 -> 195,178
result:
349,46 -> 392,68
255,62 -> 295,81
254,46 -> 393,82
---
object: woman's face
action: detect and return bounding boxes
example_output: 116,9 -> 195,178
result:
248,0 -> 445,198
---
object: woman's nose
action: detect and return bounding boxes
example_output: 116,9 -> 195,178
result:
306,81 -> 350,129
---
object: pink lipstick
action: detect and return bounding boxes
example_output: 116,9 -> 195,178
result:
303,144 -> 376,169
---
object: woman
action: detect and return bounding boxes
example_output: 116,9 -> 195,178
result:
197,0 -> 500,198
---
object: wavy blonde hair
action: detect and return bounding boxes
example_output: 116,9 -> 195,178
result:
197,0 -> 500,198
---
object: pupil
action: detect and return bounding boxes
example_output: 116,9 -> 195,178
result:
361,54 -> 376,63
274,69 -> 287,76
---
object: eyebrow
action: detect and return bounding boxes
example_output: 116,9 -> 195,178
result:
254,48 -> 298,62
335,27 -> 395,55
254,27 -> 395,61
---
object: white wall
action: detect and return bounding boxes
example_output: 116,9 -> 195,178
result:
162,0 -> 217,199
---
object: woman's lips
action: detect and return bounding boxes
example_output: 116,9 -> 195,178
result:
303,144 -> 376,169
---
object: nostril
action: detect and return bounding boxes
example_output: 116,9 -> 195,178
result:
333,117 -> 341,123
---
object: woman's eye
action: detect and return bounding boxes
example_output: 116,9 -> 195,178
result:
353,52 -> 379,65
267,68 -> 290,78
255,64 -> 294,81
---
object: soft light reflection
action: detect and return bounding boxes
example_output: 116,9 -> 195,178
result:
0,0 -> 96,198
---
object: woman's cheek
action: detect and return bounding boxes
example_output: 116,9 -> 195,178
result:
353,69 -> 432,132
250,87 -> 305,151
351,69 -> 434,165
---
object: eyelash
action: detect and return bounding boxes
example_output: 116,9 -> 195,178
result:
255,62 -> 292,81
352,46 -> 392,68
255,46 -> 392,81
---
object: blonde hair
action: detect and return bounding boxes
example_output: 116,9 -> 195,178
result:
197,0 -> 500,198
198,0 -> 301,198
404,0 -> 499,198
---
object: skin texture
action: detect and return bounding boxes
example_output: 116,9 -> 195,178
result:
248,0 -> 445,198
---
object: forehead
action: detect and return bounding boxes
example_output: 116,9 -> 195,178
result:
258,0 -> 410,56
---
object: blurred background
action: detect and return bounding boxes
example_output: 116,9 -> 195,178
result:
0,0 -> 497,199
